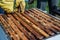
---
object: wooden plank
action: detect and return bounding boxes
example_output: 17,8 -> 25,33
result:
7,14 -> 36,40
28,9 -> 60,33
25,10 -> 55,36
20,12 -> 49,38
12,13 -> 44,40
31,9 -> 60,32
3,15 -> 28,40
0,16 -> 19,40
32,9 -> 60,27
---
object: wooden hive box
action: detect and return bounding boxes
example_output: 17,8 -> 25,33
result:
0,8 -> 60,40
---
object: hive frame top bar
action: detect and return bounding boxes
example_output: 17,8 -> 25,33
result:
34,8 -> 60,20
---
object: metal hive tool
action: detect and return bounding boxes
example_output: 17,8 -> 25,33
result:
0,8 -> 60,40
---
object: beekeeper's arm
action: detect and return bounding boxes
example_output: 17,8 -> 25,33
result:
0,1 -> 14,13
0,2 -> 4,7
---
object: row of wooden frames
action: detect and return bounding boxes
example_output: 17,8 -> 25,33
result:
0,8 -> 60,40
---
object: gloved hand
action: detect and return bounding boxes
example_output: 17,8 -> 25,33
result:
0,0 -> 25,13
28,0 -> 34,4
16,0 -> 25,13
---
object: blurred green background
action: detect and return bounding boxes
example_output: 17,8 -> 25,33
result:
25,0 -> 60,11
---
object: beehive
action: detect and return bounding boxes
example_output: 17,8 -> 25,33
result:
0,8 -> 60,40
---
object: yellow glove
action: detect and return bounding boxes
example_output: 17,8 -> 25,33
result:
0,0 -> 25,13
16,0 -> 25,13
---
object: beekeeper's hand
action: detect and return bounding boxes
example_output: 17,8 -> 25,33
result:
16,0 -> 25,13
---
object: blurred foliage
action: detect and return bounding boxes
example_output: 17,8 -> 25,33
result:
25,0 -> 60,11
25,0 -> 37,9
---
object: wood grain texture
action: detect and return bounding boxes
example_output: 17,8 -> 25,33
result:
0,8 -> 60,40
